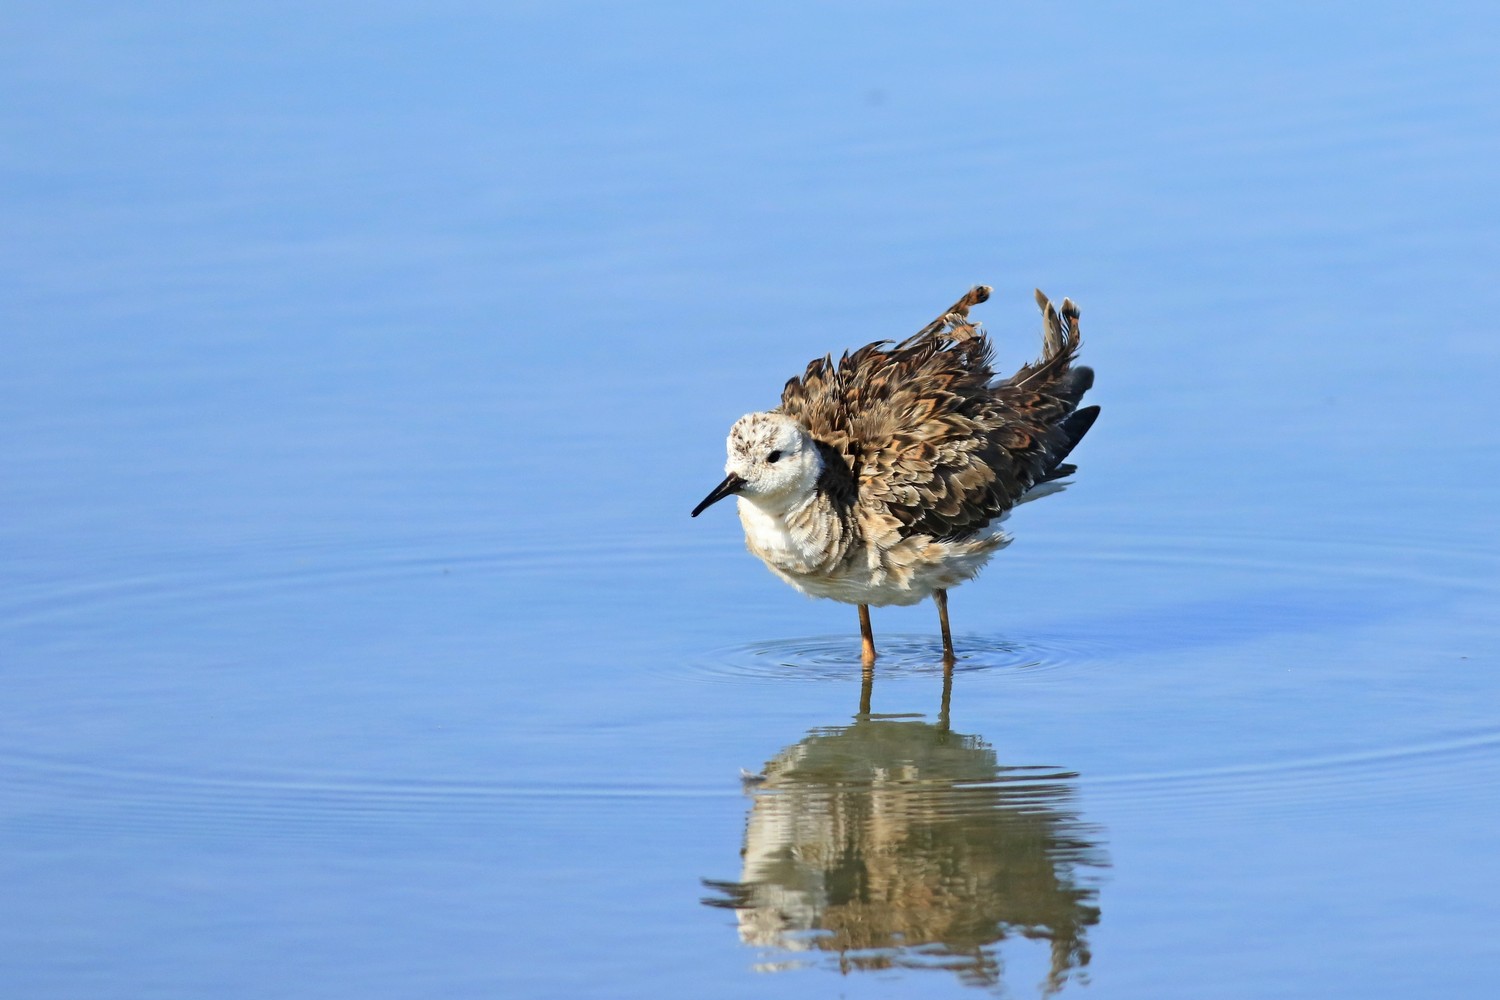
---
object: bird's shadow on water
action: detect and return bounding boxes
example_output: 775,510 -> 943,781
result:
702,669 -> 1109,996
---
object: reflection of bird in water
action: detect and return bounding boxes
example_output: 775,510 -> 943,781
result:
703,682 -> 1106,995
691,285 -> 1099,667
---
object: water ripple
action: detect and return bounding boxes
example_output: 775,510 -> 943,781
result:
1083,728 -> 1500,816
0,750 -> 734,842
686,631 -> 1111,682
5,726 -> 1498,840
1,524 -> 1494,841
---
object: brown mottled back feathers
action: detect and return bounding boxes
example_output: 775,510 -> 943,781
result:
777,285 -> 1097,542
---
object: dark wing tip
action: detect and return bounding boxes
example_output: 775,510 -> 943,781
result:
1062,405 -> 1101,451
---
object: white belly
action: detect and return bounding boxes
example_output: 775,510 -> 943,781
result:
788,534 -> 1009,606
736,497 -> 1009,607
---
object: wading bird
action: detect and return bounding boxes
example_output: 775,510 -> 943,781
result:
692,285 -> 1098,667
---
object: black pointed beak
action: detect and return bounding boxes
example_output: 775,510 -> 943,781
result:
691,473 -> 746,517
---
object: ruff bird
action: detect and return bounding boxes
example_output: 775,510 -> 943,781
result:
691,285 -> 1098,666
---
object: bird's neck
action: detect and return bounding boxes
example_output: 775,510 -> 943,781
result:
737,488 -> 857,576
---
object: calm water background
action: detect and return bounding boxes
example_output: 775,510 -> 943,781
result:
3,3 -> 1498,997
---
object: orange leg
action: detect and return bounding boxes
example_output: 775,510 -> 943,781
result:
858,604 -> 876,668
934,588 -> 955,666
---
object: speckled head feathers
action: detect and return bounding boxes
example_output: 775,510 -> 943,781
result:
723,412 -> 821,510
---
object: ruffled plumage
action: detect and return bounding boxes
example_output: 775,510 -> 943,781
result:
777,286 -> 1099,543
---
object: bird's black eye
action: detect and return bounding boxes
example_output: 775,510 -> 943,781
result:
767,450 -> 782,464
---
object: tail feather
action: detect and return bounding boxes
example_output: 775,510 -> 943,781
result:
1038,289 -> 1068,357
1009,290 -> 1082,390
898,285 -> 993,348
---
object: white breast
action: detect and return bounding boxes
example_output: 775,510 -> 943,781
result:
736,496 -> 1010,607
736,497 -> 827,576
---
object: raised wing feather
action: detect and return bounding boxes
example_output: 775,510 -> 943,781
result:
778,286 -> 1095,541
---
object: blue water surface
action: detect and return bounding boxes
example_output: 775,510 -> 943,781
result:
3,3 -> 1498,998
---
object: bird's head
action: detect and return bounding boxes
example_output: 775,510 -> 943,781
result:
691,412 -> 823,517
